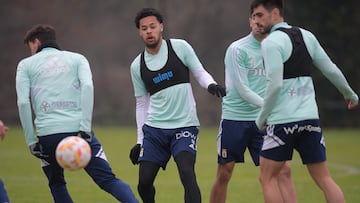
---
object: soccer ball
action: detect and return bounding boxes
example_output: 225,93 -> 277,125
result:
55,136 -> 91,171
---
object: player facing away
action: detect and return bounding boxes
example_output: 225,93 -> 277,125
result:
16,24 -> 139,203
209,17 -> 296,203
129,8 -> 226,203
0,120 -> 10,203
250,0 -> 359,203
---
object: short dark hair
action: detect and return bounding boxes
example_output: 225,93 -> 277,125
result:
250,0 -> 284,16
134,8 -> 163,29
23,24 -> 56,44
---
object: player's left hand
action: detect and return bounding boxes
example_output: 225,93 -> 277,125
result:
129,144 -> 141,165
347,99 -> 358,109
78,131 -> 92,142
208,83 -> 226,97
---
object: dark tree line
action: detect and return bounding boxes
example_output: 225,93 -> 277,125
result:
0,0 -> 358,127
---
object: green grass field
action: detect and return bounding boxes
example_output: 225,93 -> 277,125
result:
1,126 -> 359,202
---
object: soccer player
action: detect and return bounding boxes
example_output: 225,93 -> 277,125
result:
16,24 -> 139,203
250,0 -> 359,202
129,8 -> 226,203
0,120 -> 10,203
209,17 -> 296,203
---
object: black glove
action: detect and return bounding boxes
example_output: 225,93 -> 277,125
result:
29,142 -> 49,160
78,131 -> 92,142
208,83 -> 226,97
129,144 -> 141,165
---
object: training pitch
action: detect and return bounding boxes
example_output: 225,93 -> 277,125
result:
0,126 -> 359,202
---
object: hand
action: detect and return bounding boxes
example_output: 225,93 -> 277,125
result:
207,83 -> 226,97
29,142 -> 49,160
0,120 -> 9,141
129,144 -> 141,165
78,131 -> 92,142
347,99 -> 358,110
255,119 -> 267,130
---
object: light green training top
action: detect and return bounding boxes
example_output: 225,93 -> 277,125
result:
130,39 -> 216,129
222,33 -> 265,121
16,48 -> 94,145
256,22 -> 359,128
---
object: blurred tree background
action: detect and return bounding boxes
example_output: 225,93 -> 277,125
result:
0,0 -> 358,127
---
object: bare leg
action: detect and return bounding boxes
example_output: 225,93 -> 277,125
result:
209,162 -> 235,203
259,156 -> 286,203
277,161 -> 297,203
307,161 -> 345,203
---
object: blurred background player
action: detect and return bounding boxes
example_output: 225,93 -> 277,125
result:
16,24 -> 138,203
209,16 -> 296,203
251,0 -> 359,202
0,120 -> 10,203
0,120 -> 9,141
129,8 -> 225,203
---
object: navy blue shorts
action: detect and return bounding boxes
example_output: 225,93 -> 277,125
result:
139,124 -> 199,169
37,132 -> 139,203
217,119 -> 264,166
260,119 -> 326,164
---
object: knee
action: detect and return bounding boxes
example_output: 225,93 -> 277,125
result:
258,170 -> 278,185
138,179 -> 153,194
278,163 -> 292,181
217,167 -> 233,184
138,175 -> 154,189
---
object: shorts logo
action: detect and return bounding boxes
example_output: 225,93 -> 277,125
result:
176,130 -> 198,151
283,124 -> 321,135
320,136 -> 325,147
139,148 -> 144,158
40,159 -> 50,167
189,139 -> 197,151
263,125 -> 285,151
175,130 -> 197,140
95,147 -> 108,162
221,149 -> 227,158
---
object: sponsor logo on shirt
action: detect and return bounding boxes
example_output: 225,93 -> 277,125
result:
40,101 -> 77,112
287,86 -> 313,96
247,68 -> 266,76
152,71 -> 173,84
39,56 -> 70,77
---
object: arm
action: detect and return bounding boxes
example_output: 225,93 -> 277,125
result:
130,57 -> 149,144
226,45 -> 264,107
16,62 -> 38,146
135,94 -> 149,145
310,39 -> 358,107
129,59 -> 149,165
174,39 -> 225,96
256,40 -> 284,128
77,55 -> 94,133
178,40 -> 217,88
191,68 -> 216,89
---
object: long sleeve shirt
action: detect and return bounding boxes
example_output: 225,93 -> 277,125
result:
130,39 -> 217,144
16,48 -> 94,145
256,22 -> 358,128
222,33 -> 265,121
